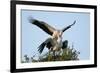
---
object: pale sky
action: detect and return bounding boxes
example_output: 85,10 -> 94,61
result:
21,9 -> 90,61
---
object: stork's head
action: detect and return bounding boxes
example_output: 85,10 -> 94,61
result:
52,30 -> 63,40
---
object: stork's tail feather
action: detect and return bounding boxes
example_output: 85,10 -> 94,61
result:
38,42 -> 45,54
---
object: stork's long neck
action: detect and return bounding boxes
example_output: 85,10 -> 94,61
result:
52,30 -> 63,43
51,30 -> 63,51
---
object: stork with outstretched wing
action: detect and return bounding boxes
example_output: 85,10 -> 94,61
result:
29,18 -> 76,54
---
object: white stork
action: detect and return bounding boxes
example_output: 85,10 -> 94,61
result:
29,18 -> 76,54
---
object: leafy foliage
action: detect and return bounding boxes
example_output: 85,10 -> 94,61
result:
22,44 -> 80,63
38,46 -> 80,62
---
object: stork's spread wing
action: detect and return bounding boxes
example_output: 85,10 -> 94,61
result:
62,20 -> 76,32
29,18 -> 56,35
38,38 -> 54,54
